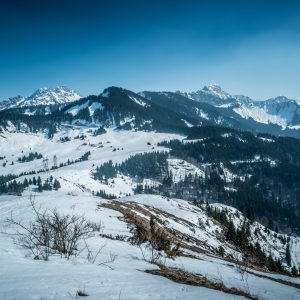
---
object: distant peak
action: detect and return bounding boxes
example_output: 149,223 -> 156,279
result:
272,96 -> 290,101
31,86 -> 78,95
100,88 -> 111,98
202,84 -> 232,100
203,84 -> 222,91
265,95 -> 300,105
0,86 -> 81,111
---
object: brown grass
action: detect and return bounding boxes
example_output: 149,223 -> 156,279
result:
146,265 -> 258,300
99,200 -> 211,256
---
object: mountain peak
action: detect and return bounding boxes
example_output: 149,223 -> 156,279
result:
202,84 -> 232,100
28,86 -> 81,104
267,95 -> 297,104
0,86 -> 81,111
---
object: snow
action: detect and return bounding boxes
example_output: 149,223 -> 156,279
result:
1,127 -> 300,299
202,84 -> 232,100
230,156 -> 277,167
0,192 -> 240,300
234,106 -> 288,129
0,86 -> 81,110
0,128 -> 181,196
258,137 -> 275,143
181,119 -> 194,127
219,163 -> 245,183
216,103 -> 234,108
182,137 -> 209,144
101,89 -> 110,98
65,101 -> 89,116
128,95 -> 149,107
288,125 -> 300,130
232,97 -> 300,130
211,203 -> 300,269
199,110 -> 210,120
166,255 -> 300,300
1,191 -> 299,299
167,158 -> 205,182
89,102 -> 104,115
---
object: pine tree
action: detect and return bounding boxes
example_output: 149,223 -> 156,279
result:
291,266 -> 298,277
53,179 -> 61,190
225,219 -> 236,241
286,240 -> 292,267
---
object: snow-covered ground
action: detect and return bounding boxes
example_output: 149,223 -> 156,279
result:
0,127 -> 180,196
0,192 -> 239,300
167,158 -> 205,182
1,127 -> 300,299
1,192 -> 300,299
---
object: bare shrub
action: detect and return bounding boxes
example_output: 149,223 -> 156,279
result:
82,238 -> 105,264
98,252 -> 118,270
86,220 -> 102,232
6,199 -> 99,260
76,289 -> 89,297
68,289 -> 89,298
99,233 -> 127,241
132,215 -> 182,263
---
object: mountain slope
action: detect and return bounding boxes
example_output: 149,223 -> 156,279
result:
141,89 -> 300,138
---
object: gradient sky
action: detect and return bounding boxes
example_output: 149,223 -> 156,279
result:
0,0 -> 300,100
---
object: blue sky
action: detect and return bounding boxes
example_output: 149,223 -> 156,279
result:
0,0 -> 300,100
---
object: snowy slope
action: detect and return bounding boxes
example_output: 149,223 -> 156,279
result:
233,96 -> 300,129
0,192 -> 240,300
0,127 -> 181,196
167,158 -> 205,182
1,125 -> 300,299
1,191 -> 300,299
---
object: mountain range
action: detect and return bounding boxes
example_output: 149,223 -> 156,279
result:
176,85 -> 300,131
1,84 -> 299,138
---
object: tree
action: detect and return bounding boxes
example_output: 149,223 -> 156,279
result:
291,266 -> 298,277
53,179 -> 61,190
286,240 -> 292,267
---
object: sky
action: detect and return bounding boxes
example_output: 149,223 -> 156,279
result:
0,0 -> 300,100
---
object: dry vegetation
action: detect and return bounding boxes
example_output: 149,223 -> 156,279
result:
146,265 -> 258,300
99,200 -> 212,258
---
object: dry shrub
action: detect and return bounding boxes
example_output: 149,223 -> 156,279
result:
7,199 -> 99,260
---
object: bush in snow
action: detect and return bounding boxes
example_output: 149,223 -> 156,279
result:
129,214 -> 182,263
7,199 -> 98,260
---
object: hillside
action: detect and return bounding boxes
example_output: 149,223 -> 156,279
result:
1,86 -> 300,299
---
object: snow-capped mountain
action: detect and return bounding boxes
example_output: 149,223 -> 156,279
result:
1,84 -> 299,136
233,96 -> 300,130
0,86 -> 81,112
177,85 -> 300,131
26,86 -> 81,106
0,84 -> 299,138
177,84 -> 235,106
